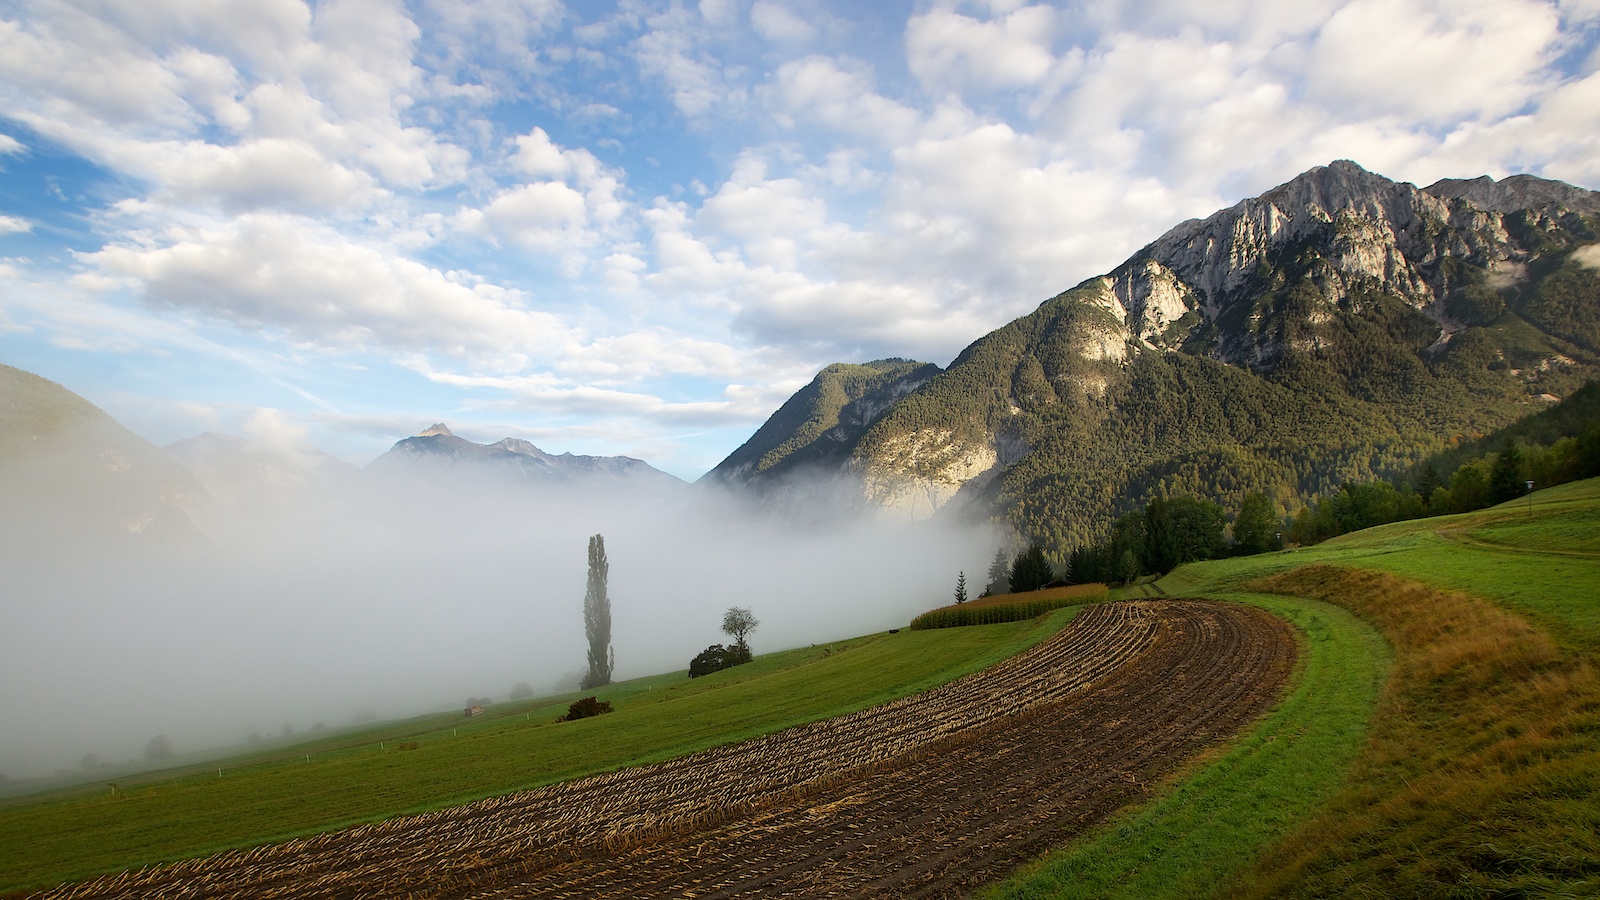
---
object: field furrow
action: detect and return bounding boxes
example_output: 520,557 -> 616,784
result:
36,599 -> 1295,899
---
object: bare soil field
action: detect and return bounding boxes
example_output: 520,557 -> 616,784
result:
38,600 -> 1295,899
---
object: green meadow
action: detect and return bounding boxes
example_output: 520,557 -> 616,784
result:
5,480 -> 1598,897
988,478 -> 1600,898
0,609 -> 1074,894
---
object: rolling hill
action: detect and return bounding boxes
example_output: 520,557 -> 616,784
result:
0,363 -> 204,548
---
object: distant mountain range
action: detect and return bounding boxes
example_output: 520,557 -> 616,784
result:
708,160 -> 1600,550
366,423 -> 679,487
0,370 -> 681,546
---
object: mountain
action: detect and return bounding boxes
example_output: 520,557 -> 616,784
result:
0,363 -> 204,547
165,432 -> 359,511
704,359 -> 940,489
712,161 -> 1600,551
367,423 -> 681,487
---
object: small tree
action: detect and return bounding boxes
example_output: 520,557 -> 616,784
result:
954,571 -> 968,604
1489,440 -> 1526,505
984,547 -> 1010,596
581,534 -> 614,690
145,735 -> 173,761
722,606 -> 759,651
509,681 -> 534,700
1232,492 -> 1277,556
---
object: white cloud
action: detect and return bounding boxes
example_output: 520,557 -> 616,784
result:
768,55 -> 919,145
751,1 -> 816,44
0,133 -> 23,154
1306,0 -> 1561,124
85,214 -> 577,367
905,5 -> 1059,92
0,215 -> 32,234
630,4 -> 748,119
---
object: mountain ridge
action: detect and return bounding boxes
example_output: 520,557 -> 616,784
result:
713,160 -> 1600,551
368,424 -> 681,486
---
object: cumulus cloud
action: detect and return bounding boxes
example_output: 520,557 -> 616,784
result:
751,1 -> 817,44
86,214 -> 576,366
906,5 -> 1060,92
1305,0 -> 1561,124
3,0 -> 1600,475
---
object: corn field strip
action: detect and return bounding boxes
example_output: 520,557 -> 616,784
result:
34,600 -> 1297,899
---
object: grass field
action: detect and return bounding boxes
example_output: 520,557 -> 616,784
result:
0,609 -> 1075,894
988,478 -> 1600,898
8,481 -> 1598,897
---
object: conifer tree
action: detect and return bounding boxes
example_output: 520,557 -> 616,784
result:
581,534 -> 614,690
983,547 -> 1010,596
954,571 -> 968,604
1489,440 -> 1526,505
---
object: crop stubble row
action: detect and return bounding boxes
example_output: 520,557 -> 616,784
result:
38,600 -> 1295,899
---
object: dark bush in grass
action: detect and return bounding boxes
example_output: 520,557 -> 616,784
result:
910,584 -> 1108,629
558,697 -> 614,722
688,643 -> 753,677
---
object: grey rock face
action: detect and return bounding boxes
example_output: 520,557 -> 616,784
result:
1092,160 -> 1599,369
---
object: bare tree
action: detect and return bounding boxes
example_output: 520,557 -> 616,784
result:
581,534 -> 614,690
721,606 -> 759,652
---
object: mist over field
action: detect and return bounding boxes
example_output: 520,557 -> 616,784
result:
0,457 -> 996,781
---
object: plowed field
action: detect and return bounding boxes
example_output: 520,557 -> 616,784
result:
39,599 -> 1296,899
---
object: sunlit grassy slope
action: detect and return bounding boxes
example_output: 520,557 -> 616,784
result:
988,478 -> 1600,899
0,610 -> 1075,894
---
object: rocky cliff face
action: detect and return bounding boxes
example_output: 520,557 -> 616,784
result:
1096,159 -> 1583,368
713,161 -> 1600,544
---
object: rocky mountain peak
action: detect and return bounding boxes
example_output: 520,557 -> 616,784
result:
710,160 -> 1600,538
418,423 -> 454,437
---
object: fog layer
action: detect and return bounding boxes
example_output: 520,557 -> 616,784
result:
0,461 -> 996,780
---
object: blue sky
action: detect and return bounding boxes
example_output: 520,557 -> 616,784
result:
2,0 -> 1599,479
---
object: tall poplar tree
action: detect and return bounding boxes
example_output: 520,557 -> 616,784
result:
581,534 -> 614,690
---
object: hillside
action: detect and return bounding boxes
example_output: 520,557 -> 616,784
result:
715,161 -> 1600,552
0,363 -> 204,547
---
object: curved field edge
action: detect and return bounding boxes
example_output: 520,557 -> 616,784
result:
991,478 -> 1600,899
980,593 -> 1388,900
0,610 -> 1077,895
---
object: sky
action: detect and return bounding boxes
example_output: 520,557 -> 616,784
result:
2,0 -> 1600,479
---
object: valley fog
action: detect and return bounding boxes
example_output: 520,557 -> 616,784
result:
0,468 -> 997,781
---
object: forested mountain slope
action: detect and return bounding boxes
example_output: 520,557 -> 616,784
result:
716,161 -> 1600,551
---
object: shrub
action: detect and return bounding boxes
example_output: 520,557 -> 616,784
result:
558,697 -> 614,722
688,643 -> 753,677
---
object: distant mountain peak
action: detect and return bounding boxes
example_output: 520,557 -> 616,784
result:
418,423 -> 455,437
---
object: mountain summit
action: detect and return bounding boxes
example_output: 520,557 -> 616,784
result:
710,161 -> 1600,548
